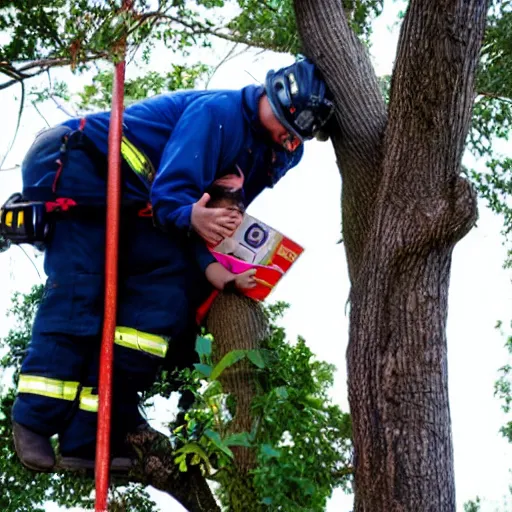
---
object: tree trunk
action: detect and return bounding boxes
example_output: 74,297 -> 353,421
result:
206,292 -> 269,472
294,0 -> 488,510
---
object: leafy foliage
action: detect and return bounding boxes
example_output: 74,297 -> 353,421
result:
108,484 -> 158,512
227,0 -> 383,54
495,321 -> 512,443
476,1 -> 512,100
464,497 -> 482,512
0,286 -> 352,510
249,315 -> 352,510
227,1 -> 300,54
0,285 -> 43,375
76,64 -> 210,111
0,0 -> 387,90
164,303 -> 353,512
0,0 -> 222,88
469,1 -> 512,266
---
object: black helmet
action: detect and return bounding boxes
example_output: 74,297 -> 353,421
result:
265,58 -> 335,141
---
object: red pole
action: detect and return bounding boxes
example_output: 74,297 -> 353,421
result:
94,20 -> 127,512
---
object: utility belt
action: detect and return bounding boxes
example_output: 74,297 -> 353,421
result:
0,193 -> 152,251
0,120 -> 155,252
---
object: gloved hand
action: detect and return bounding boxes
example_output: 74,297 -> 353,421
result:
191,193 -> 242,246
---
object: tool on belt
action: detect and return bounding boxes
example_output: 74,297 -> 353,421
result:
0,192 -> 151,253
0,124 -> 155,253
0,193 -> 54,252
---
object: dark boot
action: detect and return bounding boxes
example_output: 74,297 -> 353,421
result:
58,422 -> 169,474
57,424 -> 149,474
12,421 -> 56,472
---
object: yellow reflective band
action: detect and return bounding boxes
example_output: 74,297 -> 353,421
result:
17,210 -> 24,228
79,387 -> 98,413
5,211 -> 12,227
18,375 -> 79,401
121,137 -> 156,184
114,326 -> 169,358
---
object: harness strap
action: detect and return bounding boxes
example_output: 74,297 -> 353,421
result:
120,136 -> 156,185
45,197 -> 78,213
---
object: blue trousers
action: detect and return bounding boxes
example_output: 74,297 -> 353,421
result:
12,127 -> 201,458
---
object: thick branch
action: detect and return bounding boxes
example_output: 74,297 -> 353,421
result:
126,427 -> 221,512
476,90 -> 512,104
0,54 -> 108,90
383,0 -> 489,202
293,0 -> 388,281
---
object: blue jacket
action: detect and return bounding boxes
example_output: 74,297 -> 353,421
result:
61,85 -> 303,232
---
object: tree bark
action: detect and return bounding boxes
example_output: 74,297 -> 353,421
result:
206,293 -> 269,473
126,426 -> 221,512
294,0 -> 488,510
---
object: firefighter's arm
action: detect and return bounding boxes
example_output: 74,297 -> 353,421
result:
150,97 -> 243,241
192,235 -> 217,274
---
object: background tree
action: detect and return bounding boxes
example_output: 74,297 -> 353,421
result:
290,0 -> 487,509
1,1 -> 512,511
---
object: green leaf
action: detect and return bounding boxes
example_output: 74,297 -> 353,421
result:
246,349 -> 266,369
204,429 -> 234,458
194,363 -> 212,378
274,386 -> 288,399
195,335 -> 212,359
174,453 -> 185,464
261,444 -> 281,459
175,442 -> 212,472
301,395 -> 325,410
224,432 -> 252,448
210,350 -> 247,380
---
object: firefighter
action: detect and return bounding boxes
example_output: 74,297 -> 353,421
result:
9,58 -> 334,472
